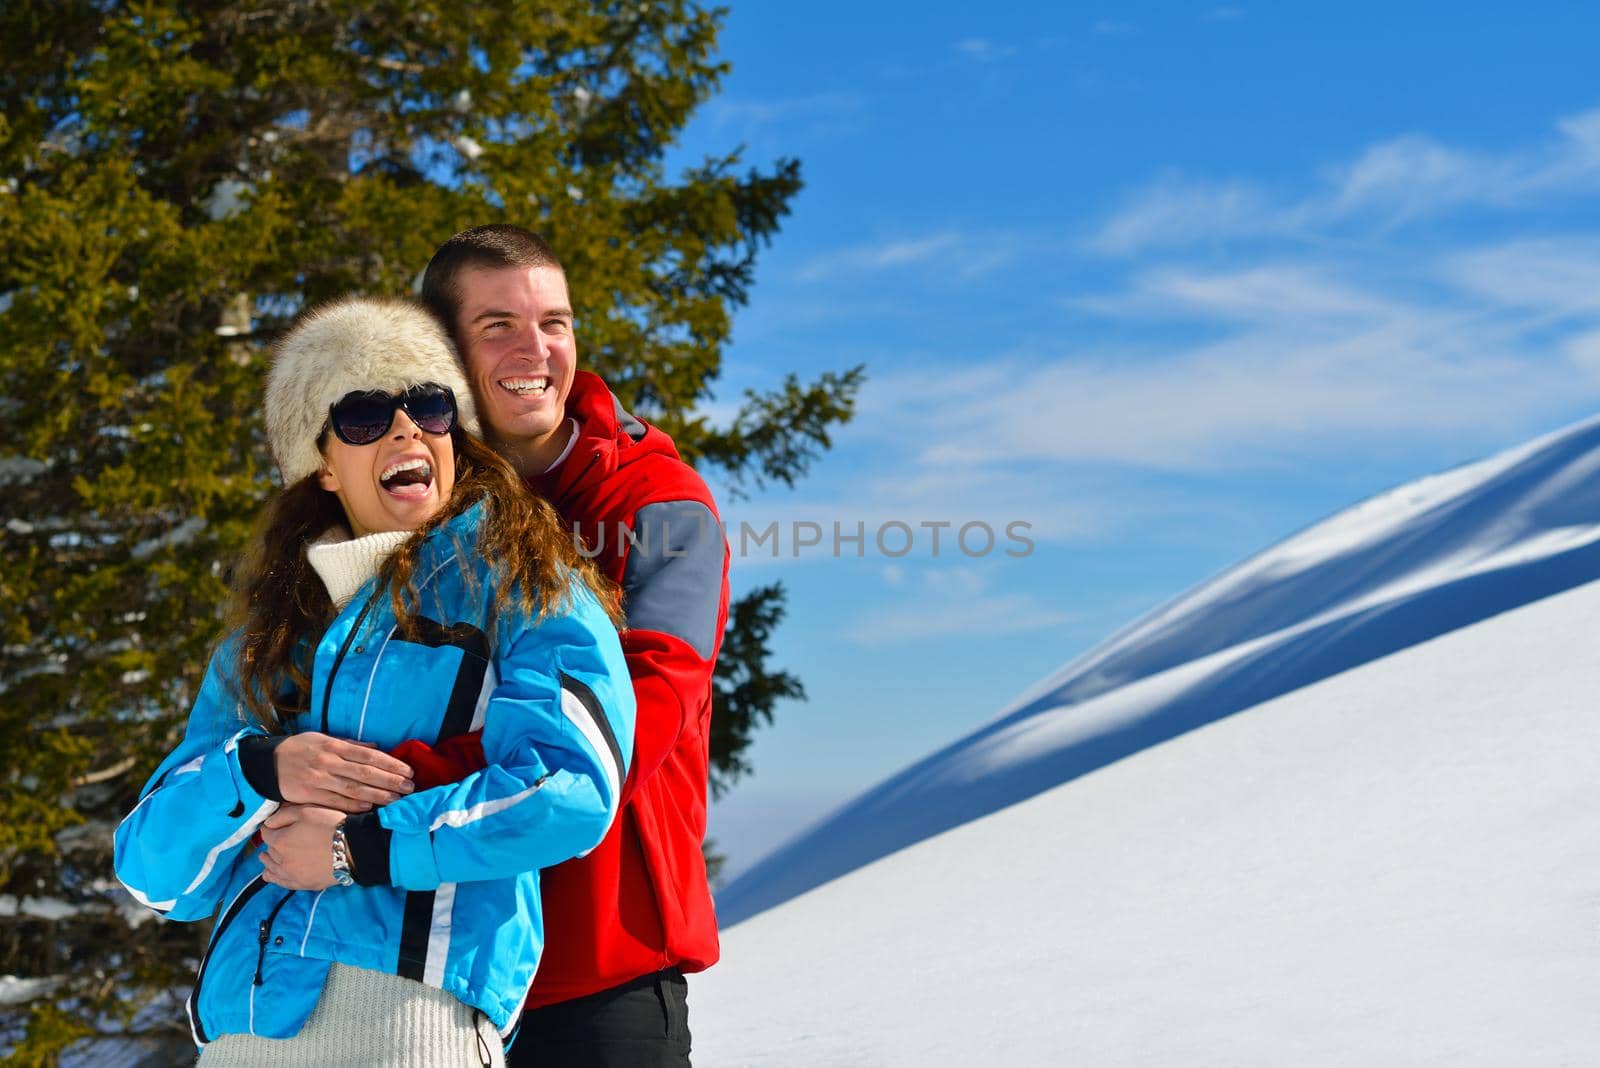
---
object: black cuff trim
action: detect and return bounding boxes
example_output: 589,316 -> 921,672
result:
237,735 -> 287,803
343,811 -> 392,887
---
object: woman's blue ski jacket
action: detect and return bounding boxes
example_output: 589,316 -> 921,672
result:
114,503 -> 635,1046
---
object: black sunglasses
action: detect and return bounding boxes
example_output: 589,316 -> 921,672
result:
326,384 -> 458,446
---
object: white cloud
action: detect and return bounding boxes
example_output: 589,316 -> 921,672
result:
1077,264 -> 1405,325
738,106 -> 1600,558
796,233 -> 960,281
1441,238 -> 1600,313
845,566 -> 1076,646
1093,20 -> 1138,36
1090,106 -> 1600,255
1087,178 -> 1277,255
794,231 -> 1017,283
955,38 -> 1016,62
706,93 -> 863,130
867,240 -> 1600,471
1556,109 -> 1600,158
847,592 -> 1073,645
1564,330 -> 1600,380
1327,136 -> 1506,221
701,94 -> 866,148
1203,6 -> 1245,21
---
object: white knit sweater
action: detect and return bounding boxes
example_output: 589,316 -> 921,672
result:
306,527 -> 411,609
198,964 -> 504,1067
199,527 -> 505,1068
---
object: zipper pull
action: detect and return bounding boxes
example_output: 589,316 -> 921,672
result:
253,920 -> 270,985
475,1012 -> 493,1066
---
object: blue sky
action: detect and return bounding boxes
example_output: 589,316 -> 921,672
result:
660,3 -> 1600,875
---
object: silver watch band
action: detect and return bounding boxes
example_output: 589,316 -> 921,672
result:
330,821 -> 355,887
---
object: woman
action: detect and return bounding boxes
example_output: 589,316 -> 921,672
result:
114,297 -> 634,1066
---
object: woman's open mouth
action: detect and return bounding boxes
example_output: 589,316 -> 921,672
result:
379,456 -> 434,499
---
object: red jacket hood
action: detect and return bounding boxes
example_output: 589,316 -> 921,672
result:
531,371 -> 683,505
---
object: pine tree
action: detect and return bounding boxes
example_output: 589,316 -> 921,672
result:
0,2 -> 860,1058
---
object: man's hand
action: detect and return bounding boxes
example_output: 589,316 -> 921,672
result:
259,804 -> 348,890
274,732 -> 414,811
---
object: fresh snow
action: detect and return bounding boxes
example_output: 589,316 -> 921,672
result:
716,412 -> 1600,925
0,974 -> 61,1007
0,895 -> 80,921
700,414 -> 1600,1064
694,576 -> 1600,1065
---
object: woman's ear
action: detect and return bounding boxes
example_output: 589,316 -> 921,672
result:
317,464 -> 341,493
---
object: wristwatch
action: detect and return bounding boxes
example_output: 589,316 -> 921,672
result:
330,821 -> 356,887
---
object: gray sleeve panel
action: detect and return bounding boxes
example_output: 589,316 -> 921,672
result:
621,499 -> 726,659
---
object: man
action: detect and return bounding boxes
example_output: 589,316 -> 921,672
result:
421,225 -> 726,1067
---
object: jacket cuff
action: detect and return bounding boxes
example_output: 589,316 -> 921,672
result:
342,811 -> 391,887
236,734 -> 287,803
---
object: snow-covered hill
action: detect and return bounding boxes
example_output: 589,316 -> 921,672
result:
716,414 -> 1600,926
694,575 -> 1600,1065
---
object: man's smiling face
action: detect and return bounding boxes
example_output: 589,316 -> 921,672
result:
454,263 -> 577,472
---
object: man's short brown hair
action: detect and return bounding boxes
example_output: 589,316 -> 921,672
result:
420,224 -> 564,341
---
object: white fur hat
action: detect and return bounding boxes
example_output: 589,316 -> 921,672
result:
265,296 -> 479,484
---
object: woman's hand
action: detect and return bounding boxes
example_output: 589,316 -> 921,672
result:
259,804 -> 349,890
274,732 -> 415,811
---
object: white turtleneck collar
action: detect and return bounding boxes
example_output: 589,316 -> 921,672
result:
544,419 -> 580,473
306,527 -> 413,609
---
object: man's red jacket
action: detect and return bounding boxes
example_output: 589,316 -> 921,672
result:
522,370 -> 727,1007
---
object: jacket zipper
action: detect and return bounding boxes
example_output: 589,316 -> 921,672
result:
572,449 -> 602,493
545,448 -> 603,508
253,890 -> 296,985
321,591 -> 378,735
551,450 -> 605,557
189,875 -> 270,1044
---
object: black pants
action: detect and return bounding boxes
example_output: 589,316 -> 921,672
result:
508,968 -> 692,1067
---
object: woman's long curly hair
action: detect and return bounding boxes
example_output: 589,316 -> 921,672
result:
224,428 -> 621,731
